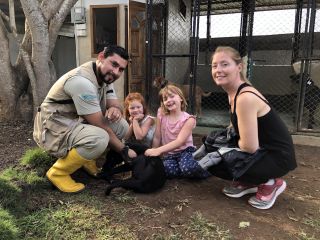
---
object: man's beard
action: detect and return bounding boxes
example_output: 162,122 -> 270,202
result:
98,67 -> 117,85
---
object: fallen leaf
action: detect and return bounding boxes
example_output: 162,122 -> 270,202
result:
239,221 -> 250,228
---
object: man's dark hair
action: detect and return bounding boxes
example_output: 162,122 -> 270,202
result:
103,45 -> 129,61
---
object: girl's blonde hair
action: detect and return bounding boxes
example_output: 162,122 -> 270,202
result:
124,92 -> 148,121
212,46 -> 250,84
159,84 -> 187,114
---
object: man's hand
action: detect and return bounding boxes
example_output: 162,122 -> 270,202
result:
121,146 -> 137,161
105,106 -> 122,122
128,149 -> 137,158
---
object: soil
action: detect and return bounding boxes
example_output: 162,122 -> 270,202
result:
0,121 -> 319,239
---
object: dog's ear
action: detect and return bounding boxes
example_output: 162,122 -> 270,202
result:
153,76 -> 162,87
152,77 -> 157,87
160,77 -> 169,89
153,76 -> 169,89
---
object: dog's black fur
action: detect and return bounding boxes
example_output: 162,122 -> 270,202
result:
98,143 -> 166,195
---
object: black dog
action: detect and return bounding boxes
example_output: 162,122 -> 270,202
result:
98,143 -> 166,195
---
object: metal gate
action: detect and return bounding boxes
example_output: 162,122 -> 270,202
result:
145,0 -> 320,135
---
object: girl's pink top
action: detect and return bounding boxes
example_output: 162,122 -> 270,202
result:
158,110 -> 196,155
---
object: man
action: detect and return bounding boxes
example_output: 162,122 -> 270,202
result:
33,45 -> 136,193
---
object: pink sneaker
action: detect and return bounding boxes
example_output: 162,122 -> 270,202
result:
222,181 -> 258,198
248,178 -> 287,210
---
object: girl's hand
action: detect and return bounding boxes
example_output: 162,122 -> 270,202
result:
145,148 -> 161,157
129,116 -> 134,123
133,114 -> 144,121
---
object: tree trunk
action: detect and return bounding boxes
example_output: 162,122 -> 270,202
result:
0,16 -> 19,120
0,0 -> 78,122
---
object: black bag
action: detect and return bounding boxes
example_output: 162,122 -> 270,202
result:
219,148 -> 267,179
203,127 -> 239,153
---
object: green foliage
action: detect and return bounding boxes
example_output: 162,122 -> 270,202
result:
20,147 -> 55,176
0,208 -> 19,240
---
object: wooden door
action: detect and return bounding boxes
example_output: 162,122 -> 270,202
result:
128,1 -> 146,93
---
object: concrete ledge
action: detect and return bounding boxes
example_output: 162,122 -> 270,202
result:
194,127 -> 320,147
292,135 -> 320,147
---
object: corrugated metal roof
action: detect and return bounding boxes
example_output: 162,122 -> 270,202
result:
197,0 -> 300,15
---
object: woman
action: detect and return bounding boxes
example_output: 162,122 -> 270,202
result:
208,46 -> 296,209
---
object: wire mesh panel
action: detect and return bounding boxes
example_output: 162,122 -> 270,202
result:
146,0 -> 198,115
146,0 -> 320,134
291,1 -> 320,132
196,0 -> 319,133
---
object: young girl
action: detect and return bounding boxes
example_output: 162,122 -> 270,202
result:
124,92 -> 155,147
144,84 -> 210,179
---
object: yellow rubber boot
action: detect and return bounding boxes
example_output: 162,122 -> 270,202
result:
46,148 -> 90,193
82,160 -> 101,177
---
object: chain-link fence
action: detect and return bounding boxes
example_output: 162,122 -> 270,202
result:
146,0 -> 320,134
146,0 -> 197,114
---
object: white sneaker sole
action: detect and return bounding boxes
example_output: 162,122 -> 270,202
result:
248,180 -> 287,210
223,186 -> 258,198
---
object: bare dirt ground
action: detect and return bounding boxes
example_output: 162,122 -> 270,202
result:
0,121 -> 319,239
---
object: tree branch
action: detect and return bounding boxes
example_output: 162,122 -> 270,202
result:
48,0 -> 78,55
9,0 -> 17,33
41,0 -> 65,21
20,47 -> 39,105
0,9 -> 10,24
20,0 -> 49,59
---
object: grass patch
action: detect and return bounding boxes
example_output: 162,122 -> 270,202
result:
0,208 -> 19,240
187,212 -> 232,240
298,230 -> 317,240
96,224 -> 138,240
111,192 -> 136,203
17,202 -> 138,240
303,216 -> 320,229
151,233 -> 183,240
1,167 -> 45,185
0,178 -> 22,212
132,205 -> 165,217
20,147 -> 55,176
